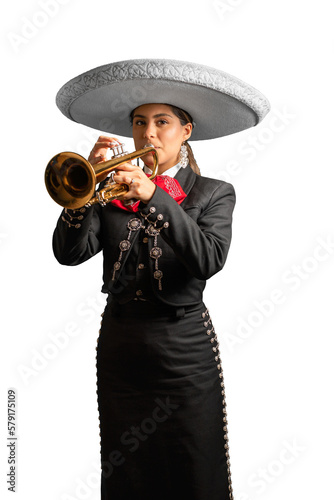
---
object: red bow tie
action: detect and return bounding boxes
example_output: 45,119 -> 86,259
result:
108,175 -> 187,212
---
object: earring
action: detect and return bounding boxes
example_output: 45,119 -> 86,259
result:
179,142 -> 188,168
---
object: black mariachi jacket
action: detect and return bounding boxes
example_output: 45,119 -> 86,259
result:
53,165 -> 236,307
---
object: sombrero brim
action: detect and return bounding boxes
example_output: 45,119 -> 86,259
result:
56,59 -> 270,141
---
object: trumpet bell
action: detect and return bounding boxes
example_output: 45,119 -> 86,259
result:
45,152 -> 97,209
44,146 -> 158,210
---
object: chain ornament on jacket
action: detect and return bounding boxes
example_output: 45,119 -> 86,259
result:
140,207 -> 169,291
61,207 -> 87,228
110,207 -> 169,290
111,218 -> 143,281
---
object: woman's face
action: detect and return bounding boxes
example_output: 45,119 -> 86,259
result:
132,103 -> 192,174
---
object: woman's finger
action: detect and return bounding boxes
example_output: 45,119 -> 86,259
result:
88,136 -> 123,162
114,163 -> 142,173
91,139 -> 121,151
89,155 -> 105,166
113,173 -> 134,184
94,135 -> 121,145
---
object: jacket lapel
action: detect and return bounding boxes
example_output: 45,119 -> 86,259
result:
174,165 -> 197,197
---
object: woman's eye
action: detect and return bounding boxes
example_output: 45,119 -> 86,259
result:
158,119 -> 168,125
134,120 -> 145,126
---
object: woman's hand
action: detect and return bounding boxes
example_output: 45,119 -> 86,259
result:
88,135 -> 156,203
113,163 -> 156,203
88,135 -> 122,183
88,135 -> 121,165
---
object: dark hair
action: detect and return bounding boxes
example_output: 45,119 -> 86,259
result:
130,104 -> 200,175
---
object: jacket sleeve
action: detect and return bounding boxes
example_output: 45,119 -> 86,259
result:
140,180 -> 236,280
52,206 -> 102,265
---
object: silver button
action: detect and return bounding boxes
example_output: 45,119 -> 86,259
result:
136,290 -> 143,296
138,263 -> 145,270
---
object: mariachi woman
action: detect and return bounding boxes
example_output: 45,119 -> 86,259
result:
51,59 -> 270,500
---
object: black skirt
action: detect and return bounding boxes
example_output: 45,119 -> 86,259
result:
96,299 -> 233,500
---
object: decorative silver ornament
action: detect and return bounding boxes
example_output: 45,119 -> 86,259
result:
179,143 -> 188,168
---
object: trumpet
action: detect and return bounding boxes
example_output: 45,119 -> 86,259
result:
44,144 -> 158,209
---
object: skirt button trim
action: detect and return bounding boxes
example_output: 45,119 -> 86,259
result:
202,308 -> 234,500
95,315 -> 103,465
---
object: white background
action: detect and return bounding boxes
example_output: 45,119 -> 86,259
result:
1,0 -> 333,499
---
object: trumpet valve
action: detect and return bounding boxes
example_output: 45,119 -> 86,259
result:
110,143 -> 128,158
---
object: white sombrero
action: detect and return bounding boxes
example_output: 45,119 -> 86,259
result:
56,58 -> 270,141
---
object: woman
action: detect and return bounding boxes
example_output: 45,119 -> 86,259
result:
52,59 -> 270,500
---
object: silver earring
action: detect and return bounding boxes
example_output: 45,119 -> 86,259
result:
179,142 -> 188,168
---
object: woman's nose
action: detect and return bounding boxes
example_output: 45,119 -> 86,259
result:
143,123 -> 155,138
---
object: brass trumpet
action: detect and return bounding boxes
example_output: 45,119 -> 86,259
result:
45,144 -> 158,209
